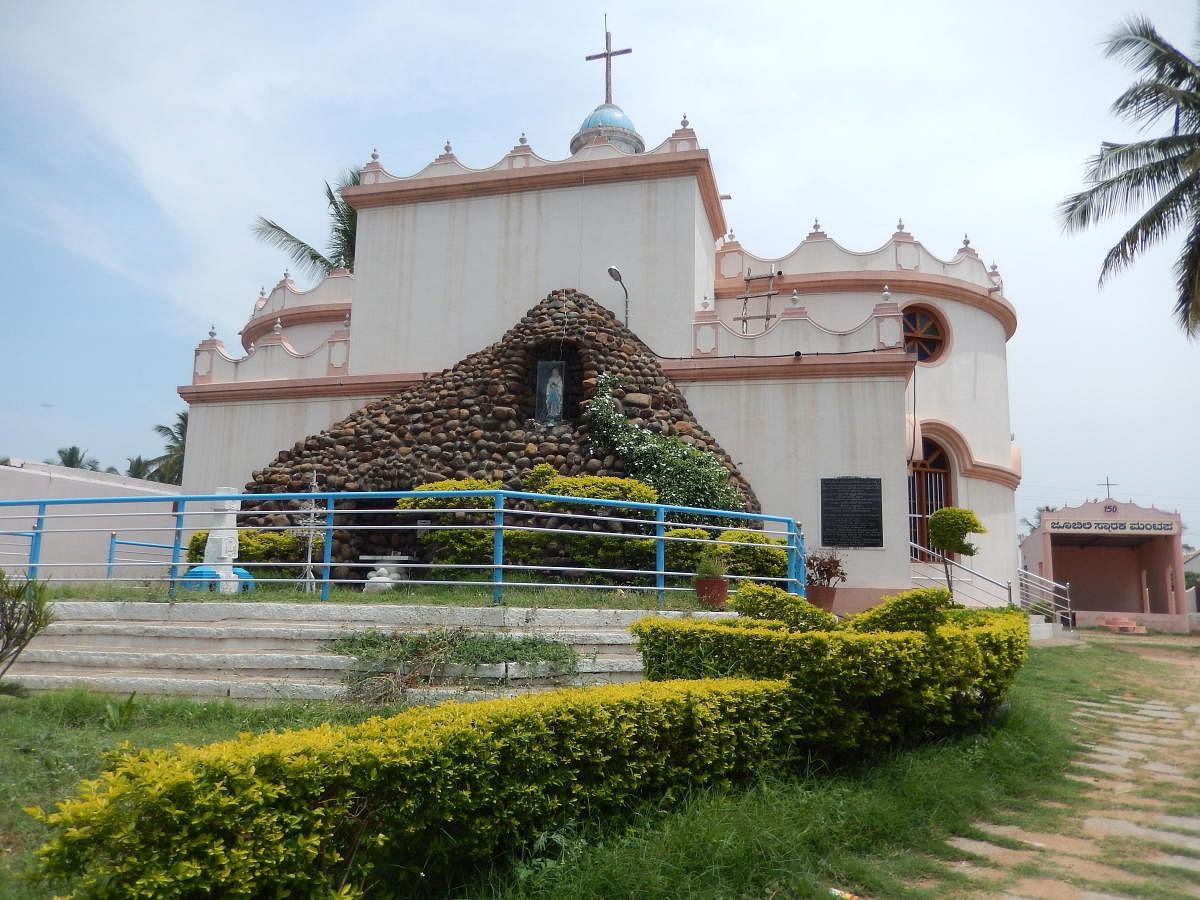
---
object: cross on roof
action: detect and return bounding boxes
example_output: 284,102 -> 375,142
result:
1098,476 -> 1119,497
585,17 -> 631,105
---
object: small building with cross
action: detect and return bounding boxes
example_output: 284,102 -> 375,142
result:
1020,497 -> 1189,633
180,28 -> 1023,612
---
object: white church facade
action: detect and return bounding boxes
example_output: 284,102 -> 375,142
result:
181,47 -> 1021,611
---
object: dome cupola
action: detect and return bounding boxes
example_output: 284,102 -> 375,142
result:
570,102 -> 645,155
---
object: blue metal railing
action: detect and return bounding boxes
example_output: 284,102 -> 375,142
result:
0,489 -> 805,605
106,532 -> 174,579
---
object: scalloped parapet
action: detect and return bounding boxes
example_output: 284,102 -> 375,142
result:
357,123 -> 703,187
192,323 -> 352,388
717,231 -> 1003,295
241,266 -> 353,352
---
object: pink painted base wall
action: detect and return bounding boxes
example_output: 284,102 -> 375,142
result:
1075,610 -> 1192,635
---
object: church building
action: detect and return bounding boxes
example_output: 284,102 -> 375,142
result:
180,31 -> 1022,611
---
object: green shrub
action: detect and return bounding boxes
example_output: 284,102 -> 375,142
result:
729,582 -> 838,632
716,529 -> 787,582
584,373 -> 745,512
395,479 -> 501,576
30,679 -> 796,897
841,587 -> 958,634
186,529 -> 323,564
663,527 -> 714,574
185,530 -> 324,582
396,478 -> 501,513
538,472 -> 657,508
632,611 -> 1028,750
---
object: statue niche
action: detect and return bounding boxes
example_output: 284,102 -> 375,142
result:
525,343 -> 582,426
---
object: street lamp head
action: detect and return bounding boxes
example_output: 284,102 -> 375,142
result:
607,266 -> 623,283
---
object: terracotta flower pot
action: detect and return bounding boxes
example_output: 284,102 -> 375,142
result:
694,577 -> 729,610
806,584 -> 836,612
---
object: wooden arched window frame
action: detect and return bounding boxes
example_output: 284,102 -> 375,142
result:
902,305 -> 947,363
909,438 -> 952,560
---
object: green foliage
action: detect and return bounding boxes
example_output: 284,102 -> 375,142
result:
30,679 -> 797,897
521,463 -> 558,493
842,587 -> 959,634
693,549 -> 727,581
0,572 -> 53,681
1185,570 -> 1199,591
103,693 -> 138,732
927,507 -> 986,558
805,548 -> 848,588
663,528 -> 713,574
329,627 -> 576,668
536,473 -> 657,508
729,582 -> 838,632
632,610 -> 1029,750
396,478 -> 501,512
583,373 -> 745,511
186,529 -> 323,565
716,529 -> 787,581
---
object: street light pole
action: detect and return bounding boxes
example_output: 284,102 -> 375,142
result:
607,266 -> 629,326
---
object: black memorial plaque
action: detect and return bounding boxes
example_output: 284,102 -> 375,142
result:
820,477 -> 883,548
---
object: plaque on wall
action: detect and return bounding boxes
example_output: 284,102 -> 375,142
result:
820,477 -> 883,548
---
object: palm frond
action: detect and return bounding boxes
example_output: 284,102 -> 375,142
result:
1112,80 -> 1200,128
1060,150 -> 1191,231
1086,134 -> 1197,180
252,217 -> 334,280
1099,173 -> 1197,283
1174,207 -> 1200,337
1105,16 -> 1200,85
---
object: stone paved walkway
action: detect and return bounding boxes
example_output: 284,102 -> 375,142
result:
920,635 -> 1200,899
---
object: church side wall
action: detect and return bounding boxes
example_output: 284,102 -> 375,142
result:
181,396 -> 384,494
902,295 -> 1013,466
677,375 -> 912,593
952,475 -> 1019,591
351,177 -> 708,375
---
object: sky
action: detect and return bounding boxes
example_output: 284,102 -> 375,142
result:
0,0 -> 1196,542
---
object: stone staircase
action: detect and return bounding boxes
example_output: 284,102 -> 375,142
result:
9,603 -> 1070,702
9,602 -> 733,701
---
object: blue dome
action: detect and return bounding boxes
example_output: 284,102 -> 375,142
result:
569,102 -> 645,155
578,103 -> 637,133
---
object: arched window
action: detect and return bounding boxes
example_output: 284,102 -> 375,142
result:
902,305 -> 947,363
909,438 -> 951,560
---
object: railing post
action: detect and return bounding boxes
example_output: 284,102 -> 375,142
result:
27,502 -> 46,581
492,493 -> 505,606
654,506 -> 666,607
320,497 -> 334,602
167,500 -> 185,600
106,532 -> 117,580
787,520 -> 805,596
1006,580 -> 1013,608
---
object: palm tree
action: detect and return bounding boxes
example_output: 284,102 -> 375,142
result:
1060,15 -> 1200,337
125,456 -> 155,480
253,168 -> 359,280
150,411 -> 188,485
53,446 -> 100,470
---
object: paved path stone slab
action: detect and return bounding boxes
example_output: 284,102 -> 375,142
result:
1112,729 -> 1187,747
1148,852 -> 1200,874
1083,817 -> 1200,852
946,836 -> 1034,866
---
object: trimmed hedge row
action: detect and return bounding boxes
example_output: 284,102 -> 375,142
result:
632,606 -> 1029,751
31,679 -> 795,898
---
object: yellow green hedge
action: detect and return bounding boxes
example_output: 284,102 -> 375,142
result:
31,679 -> 794,898
631,608 -> 1029,750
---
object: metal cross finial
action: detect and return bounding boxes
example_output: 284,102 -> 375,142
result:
1098,476 -> 1119,497
585,16 -> 632,105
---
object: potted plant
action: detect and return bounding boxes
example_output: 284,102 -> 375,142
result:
693,550 -> 729,610
805,549 -> 847,612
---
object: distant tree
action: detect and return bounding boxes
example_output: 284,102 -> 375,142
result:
124,456 -> 155,480
927,506 -> 987,599
253,168 -> 360,280
149,411 -> 188,485
1186,570 -> 1200,590
103,466 -> 119,475
53,446 -> 100,470
1020,505 -> 1055,534
1060,14 -> 1200,337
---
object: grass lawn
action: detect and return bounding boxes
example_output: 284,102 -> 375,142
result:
0,640 -> 1165,898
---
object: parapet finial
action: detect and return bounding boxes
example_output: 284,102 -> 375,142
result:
370,147 -> 379,161
882,284 -> 891,302
273,317 -> 283,335
518,132 -> 527,145
208,324 -> 216,339
681,113 -> 689,128
962,233 -> 971,248
443,140 -> 452,154
896,218 -> 905,232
